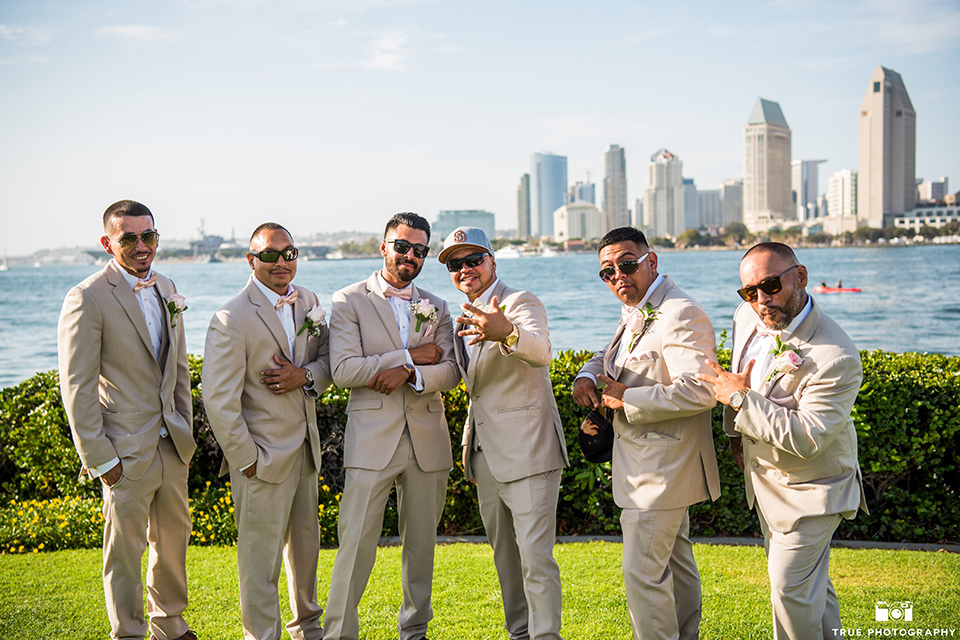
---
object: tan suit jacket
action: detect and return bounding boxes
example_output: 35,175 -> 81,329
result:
723,299 -> 868,533
329,272 -> 460,472
454,280 -> 568,483
579,276 -> 721,510
58,260 -> 195,479
202,277 -> 332,483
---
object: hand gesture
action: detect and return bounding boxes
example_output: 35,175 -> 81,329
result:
597,374 -> 627,412
696,360 -> 754,405
260,354 -> 308,394
456,295 -> 513,346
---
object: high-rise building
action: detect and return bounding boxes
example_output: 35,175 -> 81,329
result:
517,173 -> 531,240
698,189 -> 722,229
569,180 -> 596,204
633,198 -> 644,229
530,152 -> 567,238
744,98 -> 792,231
827,169 -> 858,222
720,179 -> 744,228
603,144 -> 629,232
917,177 -> 949,202
682,178 -> 698,231
792,159 -> 827,222
554,201 -> 602,243
644,149 -> 684,239
434,210 -> 496,243
858,65 -> 916,228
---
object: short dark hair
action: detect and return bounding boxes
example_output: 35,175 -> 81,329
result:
249,222 -> 293,248
384,212 -> 431,243
102,200 -> 154,231
598,226 -> 648,253
742,242 -> 798,264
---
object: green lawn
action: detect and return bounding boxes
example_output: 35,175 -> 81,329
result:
1,541 -> 958,639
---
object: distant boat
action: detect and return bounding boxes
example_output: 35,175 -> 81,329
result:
0,253 -> 8,271
813,286 -> 862,294
495,246 -> 521,259
541,246 -> 558,257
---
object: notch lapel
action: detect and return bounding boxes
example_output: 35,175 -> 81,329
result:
291,289 -> 308,367
366,274 -> 404,351
247,280 -> 294,362
107,263 -> 158,365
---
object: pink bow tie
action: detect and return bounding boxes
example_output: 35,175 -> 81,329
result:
384,285 -> 413,300
275,290 -> 298,310
621,304 -> 637,323
133,274 -> 157,292
756,323 -> 781,339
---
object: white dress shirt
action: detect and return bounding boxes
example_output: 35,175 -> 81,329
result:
741,295 -> 813,390
252,276 -> 297,359
376,271 -> 424,391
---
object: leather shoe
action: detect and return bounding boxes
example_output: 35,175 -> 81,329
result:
151,632 -> 197,640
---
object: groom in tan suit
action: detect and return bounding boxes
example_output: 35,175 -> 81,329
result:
58,199 -> 196,640
573,226 -> 720,640
203,223 -> 332,640
438,227 -> 568,640
324,212 -> 459,640
699,242 -> 868,640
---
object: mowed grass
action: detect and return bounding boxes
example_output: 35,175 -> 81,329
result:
2,541 -> 958,639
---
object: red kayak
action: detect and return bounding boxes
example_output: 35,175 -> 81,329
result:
813,286 -> 861,293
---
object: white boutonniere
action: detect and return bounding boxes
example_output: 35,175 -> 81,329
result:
297,304 -> 327,338
626,302 -> 660,351
767,336 -> 803,381
165,294 -> 188,328
410,298 -> 439,337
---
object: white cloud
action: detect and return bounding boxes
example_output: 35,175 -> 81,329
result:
360,30 -> 411,70
0,24 -> 57,47
97,25 -> 176,42
860,0 -> 960,55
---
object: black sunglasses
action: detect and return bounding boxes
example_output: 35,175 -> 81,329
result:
599,253 -> 649,282
387,239 -> 429,259
737,265 -> 800,302
250,247 -> 299,263
116,230 -> 160,251
446,252 -> 489,273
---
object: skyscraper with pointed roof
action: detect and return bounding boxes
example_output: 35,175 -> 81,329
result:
743,97 -> 792,232
858,65 -> 916,228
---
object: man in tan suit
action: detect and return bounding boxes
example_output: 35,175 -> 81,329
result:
202,223 -> 332,640
572,226 -> 720,640
58,200 -> 197,640
324,212 -> 459,640
698,242 -> 868,640
438,227 -> 568,640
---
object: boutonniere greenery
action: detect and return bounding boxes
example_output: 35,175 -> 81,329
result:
767,336 -> 803,381
410,298 -> 439,336
297,304 -> 327,338
165,294 -> 188,328
626,302 -> 660,350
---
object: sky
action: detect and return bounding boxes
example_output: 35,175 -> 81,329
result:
1,0 -> 959,255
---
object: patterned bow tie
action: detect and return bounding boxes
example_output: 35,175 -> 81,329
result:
620,304 -> 637,323
756,323 -> 781,339
384,285 -> 413,300
133,274 -> 157,292
275,290 -> 298,310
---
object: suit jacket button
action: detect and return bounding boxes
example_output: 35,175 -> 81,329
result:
751,460 -> 760,468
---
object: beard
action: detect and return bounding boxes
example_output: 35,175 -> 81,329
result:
385,254 -> 423,283
758,287 -> 807,331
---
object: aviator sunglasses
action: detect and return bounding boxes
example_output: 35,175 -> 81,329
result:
387,239 -> 430,259
599,253 -> 649,282
250,247 -> 299,263
737,265 -> 800,302
115,230 -> 160,251
446,252 -> 489,273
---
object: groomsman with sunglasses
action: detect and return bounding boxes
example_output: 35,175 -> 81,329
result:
323,212 -> 459,640
572,226 -> 720,640
438,227 -> 568,640
58,200 -> 198,640
697,242 -> 867,640
202,223 -> 332,640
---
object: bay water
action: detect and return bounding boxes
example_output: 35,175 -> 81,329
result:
1,244 -> 957,389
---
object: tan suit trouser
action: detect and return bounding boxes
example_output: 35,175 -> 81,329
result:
324,429 -> 449,640
758,507 -> 844,640
620,507 -> 701,640
229,443 -> 323,640
101,435 -> 191,640
472,450 -> 563,640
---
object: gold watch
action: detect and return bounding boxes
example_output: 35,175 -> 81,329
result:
402,363 -> 416,382
729,388 -> 749,411
502,323 -> 519,348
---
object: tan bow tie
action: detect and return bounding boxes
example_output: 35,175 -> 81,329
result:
384,285 -> 413,300
275,290 -> 298,310
756,323 -> 781,339
133,274 -> 157,292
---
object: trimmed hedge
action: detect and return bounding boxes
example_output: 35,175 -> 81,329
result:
1,349 -> 957,552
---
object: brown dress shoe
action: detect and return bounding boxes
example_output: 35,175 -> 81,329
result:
151,632 -> 197,640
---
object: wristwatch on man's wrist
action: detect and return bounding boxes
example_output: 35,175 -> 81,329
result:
303,368 -> 315,388
402,363 -> 416,382
502,323 -> 519,348
729,388 -> 749,411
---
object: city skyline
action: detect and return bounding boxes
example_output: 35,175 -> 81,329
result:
2,0 -> 959,254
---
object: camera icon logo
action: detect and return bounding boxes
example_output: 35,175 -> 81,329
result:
875,601 -> 913,622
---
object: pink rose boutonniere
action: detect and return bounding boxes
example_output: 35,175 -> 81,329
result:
767,336 -> 803,381
297,304 -> 327,338
410,299 -> 439,337
165,294 -> 188,328
626,302 -> 660,350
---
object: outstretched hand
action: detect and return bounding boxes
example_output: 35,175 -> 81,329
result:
456,295 -> 513,345
697,360 -> 754,405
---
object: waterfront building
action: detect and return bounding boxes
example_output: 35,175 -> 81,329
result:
435,210 -> 496,243
792,159 -> 827,221
858,65 -> 916,228
517,173 -> 531,240
744,98 -> 792,231
603,144 -> 629,232
720,178 -> 744,228
553,201 -> 602,243
698,189 -> 722,229
569,180 -> 596,204
531,152 -> 568,238
632,198 -> 644,228
683,178 -> 698,231
644,149 -> 684,239
917,177 -> 949,202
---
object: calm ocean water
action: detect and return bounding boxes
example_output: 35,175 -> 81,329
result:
1,244 -> 957,388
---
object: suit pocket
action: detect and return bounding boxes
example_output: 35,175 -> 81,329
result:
781,461 -> 844,485
497,405 -> 541,414
102,407 -> 142,415
347,397 -> 383,412
427,398 -> 444,413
